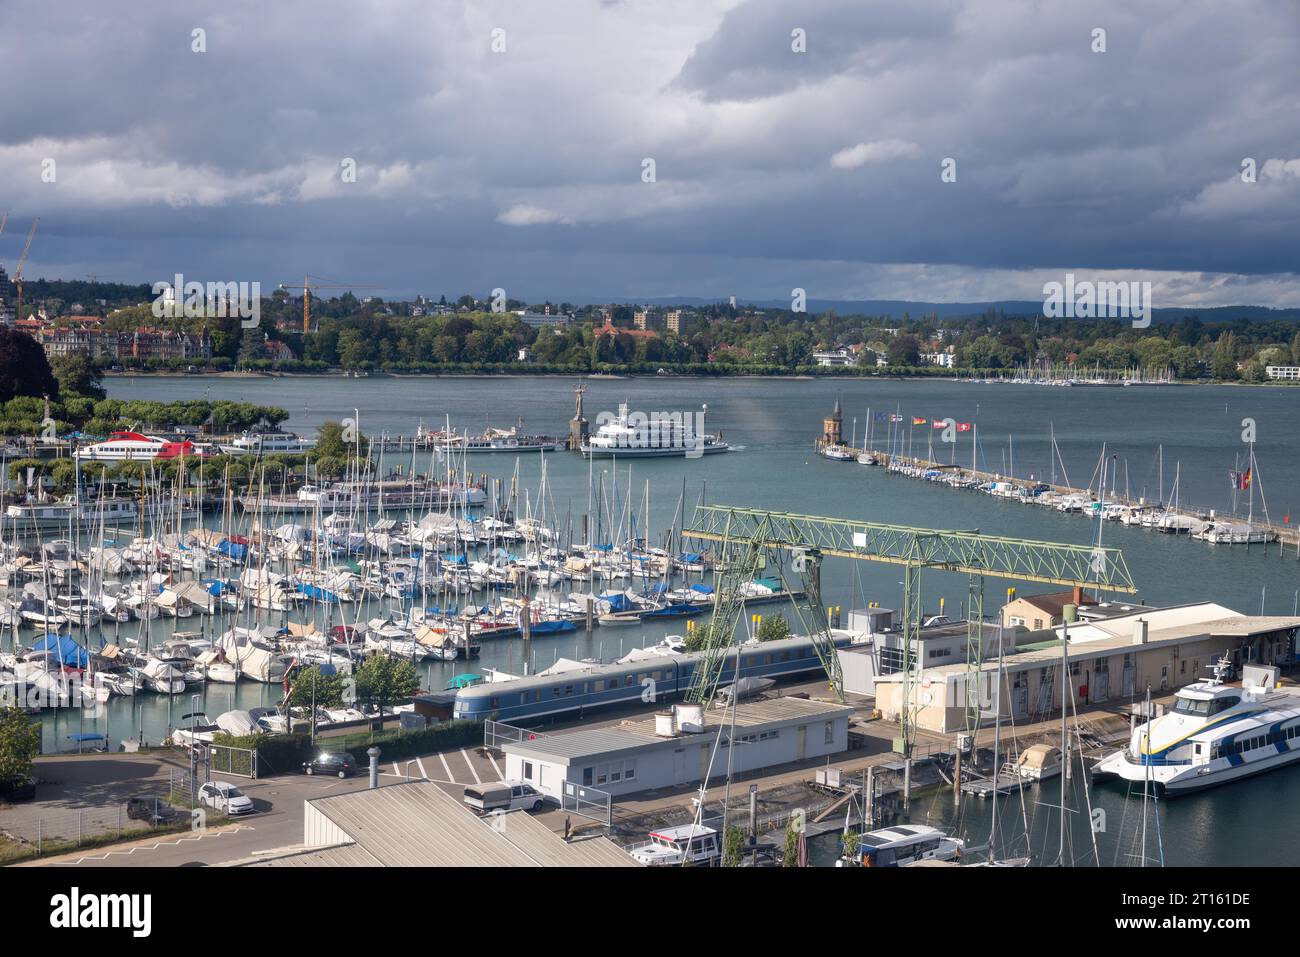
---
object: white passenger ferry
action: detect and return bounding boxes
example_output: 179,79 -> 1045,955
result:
581,403 -> 729,458
218,431 -> 316,455
75,431 -> 203,462
1094,659 -> 1300,795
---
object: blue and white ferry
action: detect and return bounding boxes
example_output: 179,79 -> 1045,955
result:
1094,659 -> 1300,795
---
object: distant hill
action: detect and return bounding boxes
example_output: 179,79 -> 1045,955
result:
591,296 -> 1300,324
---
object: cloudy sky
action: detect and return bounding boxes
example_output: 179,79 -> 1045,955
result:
1,0 -> 1298,306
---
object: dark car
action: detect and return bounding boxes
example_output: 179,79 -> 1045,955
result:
0,775 -> 36,803
126,796 -> 181,824
303,751 -> 356,778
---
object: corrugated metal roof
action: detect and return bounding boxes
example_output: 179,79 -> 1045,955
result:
282,782 -> 637,867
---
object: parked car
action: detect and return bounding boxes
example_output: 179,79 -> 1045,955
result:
303,751 -> 356,778
198,780 -> 256,815
0,774 -> 36,803
126,796 -> 181,824
462,780 -> 544,815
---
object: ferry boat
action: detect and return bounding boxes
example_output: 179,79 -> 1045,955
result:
239,479 -> 487,512
1093,659 -> 1300,795
218,431 -> 316,456
75,431 -> 203,462
581,403 -> 729,458
418,424 -> 565,454
4,495 -> 198,532
819,444 -> 854,462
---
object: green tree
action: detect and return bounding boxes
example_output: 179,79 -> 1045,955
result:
50,352 -> 106,400
723,825 -> 746,867
0,327 -> 58,403
756,613 -> 791,642
285,666 -> 346,710
0,707 -> 41,783
782,820 -> 802,867
354,655 -> 420,715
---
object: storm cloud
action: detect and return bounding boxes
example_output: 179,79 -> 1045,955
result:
1,0 -> 1297,306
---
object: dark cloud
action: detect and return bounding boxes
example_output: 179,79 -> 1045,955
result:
0,0 -> 1296,305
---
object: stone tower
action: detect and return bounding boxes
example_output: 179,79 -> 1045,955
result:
822,396 -> 842,446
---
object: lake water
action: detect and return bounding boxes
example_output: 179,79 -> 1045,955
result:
37,374 -> 1300,864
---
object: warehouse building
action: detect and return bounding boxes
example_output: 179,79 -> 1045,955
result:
874,602 -> 1300,733
500,696 -> 854,800
241,780 -> 637,867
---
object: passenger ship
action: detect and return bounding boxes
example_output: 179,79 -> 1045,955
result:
75,431 -> 203,462
218,431 -> 316,455
581,403 -> 729,458
1094,659 -> 1300,795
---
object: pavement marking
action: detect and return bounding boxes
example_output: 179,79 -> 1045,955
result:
438,751 -> 454,782
392,762 -> 401,777
416,757 -> 428,779
62,824 -> 255,865
487,751 -> 503,780
460,749 -> 482,784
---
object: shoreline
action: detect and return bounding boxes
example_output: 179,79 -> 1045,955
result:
100,370 -> 1291,386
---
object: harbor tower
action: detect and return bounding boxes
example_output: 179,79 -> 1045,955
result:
822,397 -> 842,446
568,383 -> 589,450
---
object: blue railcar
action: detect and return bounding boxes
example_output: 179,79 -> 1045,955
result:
452,633 -> 850,722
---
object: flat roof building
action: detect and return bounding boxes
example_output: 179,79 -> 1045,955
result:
501,697 -> 854,800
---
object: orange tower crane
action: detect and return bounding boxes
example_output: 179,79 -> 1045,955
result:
280,275 -> 383,333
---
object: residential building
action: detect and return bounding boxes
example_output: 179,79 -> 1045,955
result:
1002,587 -> 1099,630
1266,366 -> 1300,381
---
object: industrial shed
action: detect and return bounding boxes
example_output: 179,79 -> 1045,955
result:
500,696 -> 854,800
246,780 -> 637,867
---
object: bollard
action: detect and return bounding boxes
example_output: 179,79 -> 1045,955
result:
367,747 -> 381,789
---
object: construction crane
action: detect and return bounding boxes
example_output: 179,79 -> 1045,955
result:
279,275 -> 383,333
14,217 -> 38,318
682,505 -> 1137,753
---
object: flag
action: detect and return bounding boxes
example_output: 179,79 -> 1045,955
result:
1229,468 -> 1252,491
957,422 -> 972,432
889,414 -> 904,422
932,420 -> 946,429
1242,467 -> 1252,489
912,417 -> 927,426
874,411 -> 887,422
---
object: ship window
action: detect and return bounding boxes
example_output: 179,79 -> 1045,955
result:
625,674 -> 635,687
1172,697 -> 1212,717
593,680 -> 605,692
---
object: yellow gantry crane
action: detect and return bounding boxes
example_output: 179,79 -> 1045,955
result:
280,274 -> 383,333
15,217 -> 39,318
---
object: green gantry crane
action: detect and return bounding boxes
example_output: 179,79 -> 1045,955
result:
682,505 -> 1138,753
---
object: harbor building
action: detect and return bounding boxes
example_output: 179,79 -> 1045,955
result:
1002,586 -> 1099,630
500,697 -> 853,801
837,611 -> 1012,696
873,602 -> 1300,734
245,780 -> 637,867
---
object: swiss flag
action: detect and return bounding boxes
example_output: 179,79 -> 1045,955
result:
957,423 -> 972,432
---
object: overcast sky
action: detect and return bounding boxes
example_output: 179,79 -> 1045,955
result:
1,0 -> 1297,307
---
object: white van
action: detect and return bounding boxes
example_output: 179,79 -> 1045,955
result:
462,780 -> 544,815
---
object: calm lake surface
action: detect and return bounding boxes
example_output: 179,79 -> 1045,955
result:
42,374 -> 1300,865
